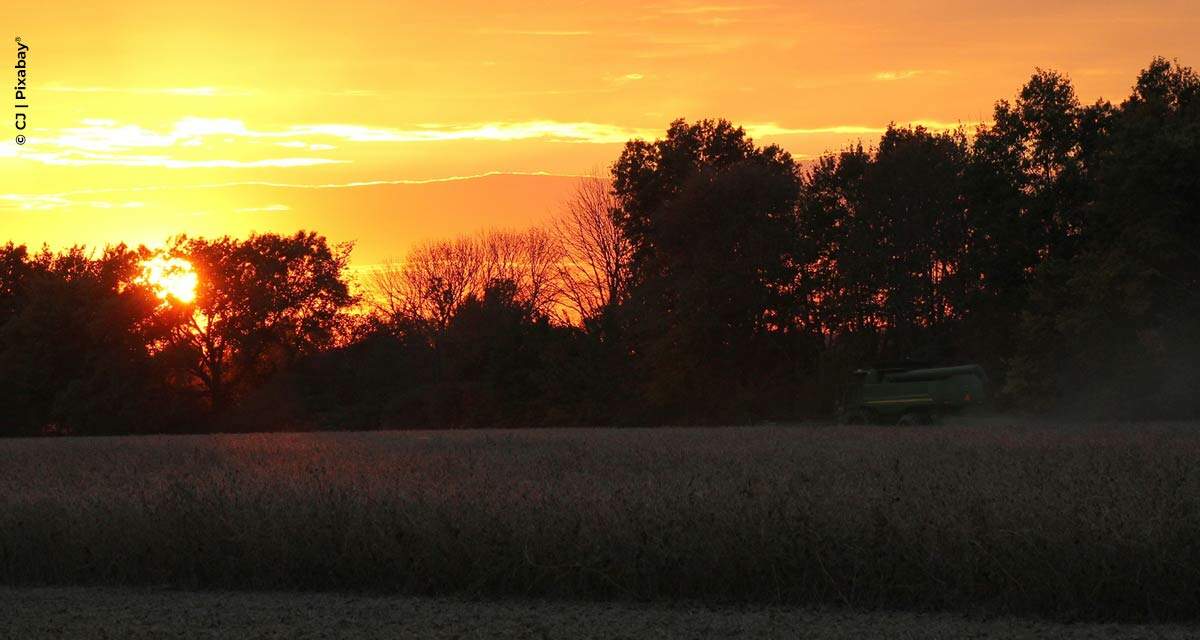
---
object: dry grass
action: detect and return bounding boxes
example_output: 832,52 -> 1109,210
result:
1,424 -> 1199,621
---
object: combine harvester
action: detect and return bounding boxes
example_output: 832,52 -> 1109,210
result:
839,363 -> 988,426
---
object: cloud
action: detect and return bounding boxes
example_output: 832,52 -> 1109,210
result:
13,116 -> 981,171
89,200 -> 146,209
600,72 -> 648,88
655,4 -> 774,15
873,69 -> 951,81
173,118 -> 251,137
633,34 -> 749,58
277,121 -> 663,144
0,193 -> 71,210
36,117 -> 662,149
0,172 -> 591,212
481,29 -> 591,36
42,85 -> 383,98
235,204 -> 291,213
0,193 -> 145,211
42,85 -> 256,97
272,170 -> 591,188
32,116 -> 981,155
0,172 -> 591,207
275,141 -> 337,151
39,117 -> 264,153
745,120 -> 978,137
20,149 -> 347,169
21,118 -> 350,168
50,123 -> 180,152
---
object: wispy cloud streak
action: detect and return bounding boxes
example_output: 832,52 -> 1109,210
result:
42,85 -> 256,96
873,69 -> 951,81
14,117 -> 981,170
0,171 -> 590,206
746,120 -> 979,137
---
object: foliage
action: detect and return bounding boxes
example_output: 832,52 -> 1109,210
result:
0,244 -> 193,435
1005,59 -> 1200,415
155,232 -> 355,412
0,233 -> 354,434
611,119 -> 802,420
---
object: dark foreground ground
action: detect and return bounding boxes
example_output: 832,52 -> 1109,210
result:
2,587 -> 1197,640
4,425 -> 1200,623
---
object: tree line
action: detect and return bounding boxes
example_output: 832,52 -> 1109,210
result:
1,57 -> 1197,435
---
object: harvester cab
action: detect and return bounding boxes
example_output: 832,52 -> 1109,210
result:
839,363 -> 988,426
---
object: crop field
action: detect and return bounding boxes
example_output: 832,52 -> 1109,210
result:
6,586 -> 1200,639
2,424 -> 1199,623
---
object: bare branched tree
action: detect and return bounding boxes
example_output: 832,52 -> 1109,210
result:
479,227 -> 562,316
367,228 -> 566,333
365,259 -> 408,325
478,230 -> 526,303
552,175 -> 632,325
366,236 -> 484,335
411,236 -> 485,331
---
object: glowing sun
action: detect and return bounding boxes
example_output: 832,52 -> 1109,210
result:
140,255 -> 198,304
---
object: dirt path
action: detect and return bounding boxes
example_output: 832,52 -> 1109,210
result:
1,587 -> 1195,639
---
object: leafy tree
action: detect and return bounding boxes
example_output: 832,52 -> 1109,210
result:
0,243 -> 48,327
964,69 -> 1108,403
435,279 -> 555,427
159,231 -> 355,412
1009,58 -> 1200,414
0,245 -> 185,435
795,127 -> 973,410
612,118 -> 801,420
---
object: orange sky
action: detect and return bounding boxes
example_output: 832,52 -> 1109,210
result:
4,0 -> 1198,266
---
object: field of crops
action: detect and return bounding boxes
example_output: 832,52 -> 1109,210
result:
7,586 -> 1200,639
2,424 -> 1199,622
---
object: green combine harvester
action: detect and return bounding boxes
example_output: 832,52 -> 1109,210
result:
839,363 -> 988,425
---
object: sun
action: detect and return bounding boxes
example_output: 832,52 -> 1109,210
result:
140,255 -> 198,304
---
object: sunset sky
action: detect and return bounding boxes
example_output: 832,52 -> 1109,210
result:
4,0 -> 1198,266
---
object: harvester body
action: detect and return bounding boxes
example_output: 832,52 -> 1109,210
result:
841,363 -> 987,425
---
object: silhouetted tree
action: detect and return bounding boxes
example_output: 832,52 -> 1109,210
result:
798,127 -> 971,359
158,232 -> 354,412
794,127 -> 976,412
1007,58 -> 1200,415
0,243 -> 47,327
368,236 -> 483,336
552,176 -> 632,327
435,279 -> 551,426
369,228 -> 563,339
0,244 -> 187,435
480,228 -> 563,318
612,118 -> 802,420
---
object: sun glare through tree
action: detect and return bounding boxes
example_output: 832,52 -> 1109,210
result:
139,254 -> 197,304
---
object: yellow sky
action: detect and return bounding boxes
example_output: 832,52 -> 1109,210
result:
4,0 -> 1198,265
